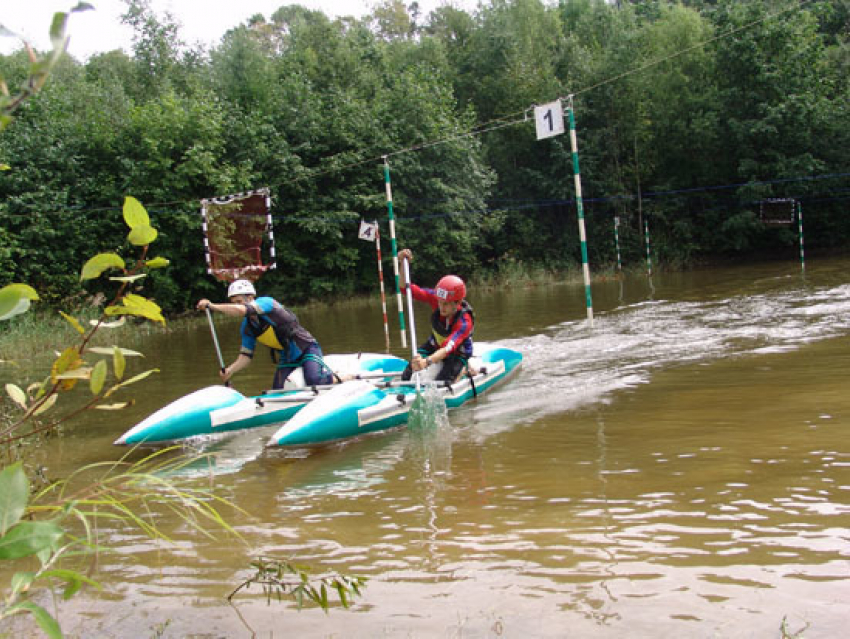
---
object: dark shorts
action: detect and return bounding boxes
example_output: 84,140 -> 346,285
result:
272,342 -> 333,389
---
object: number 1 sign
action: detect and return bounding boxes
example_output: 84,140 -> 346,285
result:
534,99 -> 565,140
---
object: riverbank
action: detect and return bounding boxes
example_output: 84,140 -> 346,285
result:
0,307 -> 165,381
0,248 -> 808,372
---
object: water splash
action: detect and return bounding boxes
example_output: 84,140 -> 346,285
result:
406,383 -> 453,476
408,382 -> 450,431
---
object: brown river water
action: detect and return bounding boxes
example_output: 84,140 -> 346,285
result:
3,256 -> 849,638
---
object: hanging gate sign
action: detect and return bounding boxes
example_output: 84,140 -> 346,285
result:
200,187 -> 275,282
534,99 -> 565,140
358,218 -> 391,350
760,198 -> 796,225
358,219 -> 379,241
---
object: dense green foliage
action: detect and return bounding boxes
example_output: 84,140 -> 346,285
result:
2,0 -> 848,311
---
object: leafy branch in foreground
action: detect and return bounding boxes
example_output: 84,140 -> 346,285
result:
228,556 -> 367,613
1,196 -> 169,447
0,3 -> 93,133
0,192 -> 184,638
0,14 -> 247,637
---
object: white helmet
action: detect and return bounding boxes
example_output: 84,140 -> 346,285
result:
227,279 -> 256,298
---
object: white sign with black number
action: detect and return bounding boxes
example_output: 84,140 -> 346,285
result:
358,219 -> 379,242
534,99 -> 565,140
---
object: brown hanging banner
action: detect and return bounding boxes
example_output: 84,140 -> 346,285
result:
200,187 -> 276,282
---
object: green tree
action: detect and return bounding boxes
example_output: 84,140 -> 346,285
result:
702,0 -> 841,253
371,0 -> 417,41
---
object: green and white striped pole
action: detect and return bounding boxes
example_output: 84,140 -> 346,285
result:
796,201 -> 805,272
644,218 -> 652,277
382,156 -> 407,348
566,96 -> 594,326
614,216 -> 623,271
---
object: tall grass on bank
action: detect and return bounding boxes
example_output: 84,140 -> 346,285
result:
0,307 -> 165,382
473,258 -> 623,290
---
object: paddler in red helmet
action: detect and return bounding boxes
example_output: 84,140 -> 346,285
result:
397,248 -> 474,382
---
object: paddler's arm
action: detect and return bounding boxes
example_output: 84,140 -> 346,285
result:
196,299 -> 249,317
222,353 -> 251,383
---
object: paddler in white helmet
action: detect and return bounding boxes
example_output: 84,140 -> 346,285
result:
196,279 -> 333,389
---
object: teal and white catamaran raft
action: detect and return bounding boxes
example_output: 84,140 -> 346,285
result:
115,345 -> 522,448
266,344 -> 522,448
114,353 -> 406,446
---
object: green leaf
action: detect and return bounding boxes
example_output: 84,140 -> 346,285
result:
109,274 -> 147,283
36,546 -> 52,565
7,601 -> 62,639
0,521 -> 63,560
40,568 -> 100,600
336,582 -> 349,608
105,294 -> 165,324
0,284 -> 39,301
72,3 -> 95,15
145,257 -> 170,269
48,12 -> 70,50
113,345 -> 126,380
27,380 -> 48,400
93,401 -> 132,410
90,360 -> 107,395
104,369 -> 159,397
0,462 -> 29,536
89,347 -> 143,357
5,383 -> 28,410
122,196 -> 150,230
128,225 -> 158,246
0,297 -> 31,321
54,367 -> 92,381
51,348 -> 84,390
0,284 -> 39,321
52,348 -> 79,372
32,394 -> 58,416
11,571 -> 36,596
59,311 -> 85,335
80,253 -> 125,281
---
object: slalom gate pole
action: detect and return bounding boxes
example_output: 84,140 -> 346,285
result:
614,216 -> 623,271
797,201 -> 805,272
375,228 -> 391,352
644,219 -> 652,277
263,188 -> 277,272
402,257 -> 420,392
383,156 -> 407,348
566,96 -> 594,327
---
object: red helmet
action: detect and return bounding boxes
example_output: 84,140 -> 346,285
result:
435,275 -> 466,302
